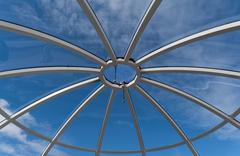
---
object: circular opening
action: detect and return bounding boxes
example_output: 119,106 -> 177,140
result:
103,64 -> 137,85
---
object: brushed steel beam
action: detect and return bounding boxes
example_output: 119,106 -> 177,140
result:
41,84 -> 105,156
136,21 -> 240,65
135,85 -> 199,156
141,66 -> 240,79
0,20 -> 106,65
140,77 -> 240,129
0,77 -> 99,129
124,86 -> 146,155
77,0 -> 117,63
124,0 -> 162,61
0,66 -> 100,78
96,89 -> 116,156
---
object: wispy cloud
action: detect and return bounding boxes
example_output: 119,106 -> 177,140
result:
10,0 -> 151,56
0,143 -> 16,155
151,75 -> 240,141
4,0 -> 240,146
0,99 -> 68,156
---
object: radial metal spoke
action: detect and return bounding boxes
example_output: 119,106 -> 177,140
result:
1,105 -> 239,154
0,77 -> 99,129
135,85 -> 199,156
141,66 -> 240,79
145,108 -> 240,152
0,66 -> 100,78
77,0 -> 117,62
136,21 -> 240,65
96,89 -> 116,156
0,107 -> 97,153
41,84 -> 105,156
123,86 -> 146,156
0,20 -> 106,66
140,77 -> 240,129
124,0 -> 162,61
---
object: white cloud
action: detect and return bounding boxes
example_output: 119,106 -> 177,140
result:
163,77 -> 240,141
11,0 -> 96,39
5,0 -> 240,144
0,98 -> 37,127
0,143 -> 16,155
0,99 -> 68,156
216,124 -> 240,141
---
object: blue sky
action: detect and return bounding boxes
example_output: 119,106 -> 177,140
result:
0,0 -> 240,156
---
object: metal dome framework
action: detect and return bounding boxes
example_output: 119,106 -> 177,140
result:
0,0 -> 239,156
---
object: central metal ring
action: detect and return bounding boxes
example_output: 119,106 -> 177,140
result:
99,58 -> 141,89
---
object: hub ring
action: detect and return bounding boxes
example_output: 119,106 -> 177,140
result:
98,58 -> 141,89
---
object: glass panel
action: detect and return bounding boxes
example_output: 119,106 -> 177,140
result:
138,82 -> 222,138
16,82 -> 100,138
0,73 -> 95,113
88,0 -> 152,57
141,30 -> 240,70
133,0 -> 240,59
129,88 -> 182,148
146,145 -> 193,156
101,90 -> 140,151
49,145 -> 95,156
144,73 -> 240,114
0,0 -> 108,59
0,30 -> 98,69
58,88 -> 111,149
101,154 -> 141,156
194,124 -> 240,156
0,124 -> 48,156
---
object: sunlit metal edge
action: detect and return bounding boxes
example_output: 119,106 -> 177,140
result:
124,86 -> 146,155
141,66 -> 240,79
96,89 -> 116,156
77,0 -> 117,63
135,85 -> 199,156
99,58 -> 141,89
41,84 -> 105,156
0,107 -> 239,154
0,20 -> 106,66
140,77 -> 240,129
0,77 -> 99,129
136,20 -> 240,65
0,66 -> 100,78
124,0 -> 162,61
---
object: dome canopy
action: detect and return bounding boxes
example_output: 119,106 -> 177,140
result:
0,0 -> 239,156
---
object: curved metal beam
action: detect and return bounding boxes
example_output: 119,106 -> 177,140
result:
141,66 -> 240,79
96,89 -> 116,156
145,108 -> 240,152
140,77 -> 240,129
136,21 -> 240,65
0,107 -> 239,154
0,20 -> 106,66
0,107 -> 97,153
41,84 -> 105,156
124,86 -> 146,156
77,0 -> 117,63
124,0 -> 162,61
0,66 -> 100,78
134,85 -> 199,156
0,77 -> 99,129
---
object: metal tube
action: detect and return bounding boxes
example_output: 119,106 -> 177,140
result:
135,85 -> 199,156
0,20 -> 106,65
140,77 -> 240,129
124,0 -> 162,61
41,84 -> 105,156
77,0 -> 117,63
136,21 -> 240,65
0,77 -> 99,129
